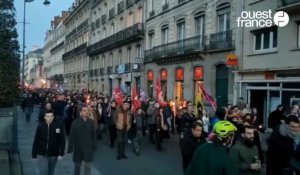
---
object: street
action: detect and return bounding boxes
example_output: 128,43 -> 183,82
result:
18,107 -> 182,175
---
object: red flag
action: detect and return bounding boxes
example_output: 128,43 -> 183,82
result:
156,77 -> 164,106
131,84 -> 140,112
199,84 -> 217,111
113,87 -> 123,106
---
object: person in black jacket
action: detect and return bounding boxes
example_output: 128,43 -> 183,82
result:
267,115 -> 300,175
32,109 -> 65,175
105,100 -> 117,148
179,121 -> 206,171
268,105 -> 284,130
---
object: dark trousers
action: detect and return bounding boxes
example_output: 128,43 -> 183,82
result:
116,129 -> 127,157
74,162 -> 91,175
107,125 -> 116,147
148,124 -> 156,143
156,129 -> 163,150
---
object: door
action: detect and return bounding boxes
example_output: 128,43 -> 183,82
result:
216,64 -> 228,108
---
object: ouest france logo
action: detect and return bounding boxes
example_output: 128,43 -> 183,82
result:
237,10 -> 289,28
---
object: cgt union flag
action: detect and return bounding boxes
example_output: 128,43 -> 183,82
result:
113,87 -> 123,106
131,84 -> 141,112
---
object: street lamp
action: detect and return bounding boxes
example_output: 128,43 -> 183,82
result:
21,0 -> 50,91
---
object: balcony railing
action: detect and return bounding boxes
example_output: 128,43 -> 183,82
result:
100,68 -> 105,75
178,0 -> 185,4
107,66 -> 113,74
101,14 -> 107,24
118,1 -> 124,14
149,11 -> 155,18
87,23 -> 144,56
144,35 -> 206,62
94,69 -> 98,76
62,43 -> 87,60
208,30 -> 234,51
162,3 -> 169,11
89,70 -> 93,77
126,0 -> 133,8
125,63 -> 131,72
135,0 -> 141,2
109,8 -> 115,19
278,0 -> 300,7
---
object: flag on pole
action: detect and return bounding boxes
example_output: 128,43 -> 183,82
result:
195,82 -> 204,117
113,87 -> 123,106
131,84 -> 140,112
156,77 -> 164,106
199,84 -> 217,111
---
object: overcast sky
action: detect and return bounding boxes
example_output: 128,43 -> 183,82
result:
14,0 -> 73,54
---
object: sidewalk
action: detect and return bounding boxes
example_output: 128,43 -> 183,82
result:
18,106 -> 103,175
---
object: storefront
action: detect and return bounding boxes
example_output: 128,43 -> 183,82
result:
237,71 -> 300,127
147,70 -> 154,98
175,68 -> 184,103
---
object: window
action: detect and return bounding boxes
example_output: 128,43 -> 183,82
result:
177,21 -> 185,40
161,26 -> 169,44
298,23 -> 300,48
102,55 -> 105,68
150,0 -> 154,11
111,23 -> 115,35
195,14 -> 205,36
127,48 -> 131,63
163,0 -> 168,4
254,28 -> 277,51
110,53 -> 113,66
103,28 -> 107,38
136,45 -> 142,57
217,4 -> 230,32
148,32 -> 154,49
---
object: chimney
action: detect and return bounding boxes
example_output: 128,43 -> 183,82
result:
54,16 -> 62,28
61,11 -> 69,21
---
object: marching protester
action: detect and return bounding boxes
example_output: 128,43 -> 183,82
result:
132,107 -> 145,156
114,100 -> 132,160
32,109 -> 65,175
180,121 -> 206,171
105,100 -> 117,148
68,106 -> 97,175
156,106 -> 168,151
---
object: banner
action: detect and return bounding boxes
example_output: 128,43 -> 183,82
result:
131,84 -> 141,112
113,87 -> 123,106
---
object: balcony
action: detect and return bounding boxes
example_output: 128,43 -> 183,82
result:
94,69 -> 98,76
162,3 -> 169,11
118,1 -> 124,14
126,0 -> 133,8
87,23 -> 144,56
278,0 -> 300,10
109,8 -> 115,19
135,0 -> 141,2
89,70 -> 93,77
208,30 -> 234,51
144,35 -> 206,63
149,11 -> 155,18
100,68 -> 105,75
62,43 -> 87,60
125,63 -> 131,72
107,66 -> 113,74
101,14 -> 107,24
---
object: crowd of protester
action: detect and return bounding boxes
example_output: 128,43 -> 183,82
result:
20,89 -> 300,175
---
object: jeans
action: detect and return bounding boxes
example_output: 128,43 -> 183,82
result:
37,155 -> 57,175
74,162 -> 91,175
25,107 -> 33,122
133,130 -> 142,155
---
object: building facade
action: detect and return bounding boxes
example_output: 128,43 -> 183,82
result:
235,0 -> 300,126
63,0 -> 90,90
144,0 -> 238,107
43,12 -> 68,89
24,47 -> 43,84
87,0 -> 144,96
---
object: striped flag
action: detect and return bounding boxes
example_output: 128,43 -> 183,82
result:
199,84 -> 217,111
131,84 -> 140,112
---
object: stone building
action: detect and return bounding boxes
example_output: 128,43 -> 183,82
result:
144,0 -> 238,107
87,0 -> 144,96
235,0 -> 300,126
63,0 -> 90,90
43,11 -> 68,88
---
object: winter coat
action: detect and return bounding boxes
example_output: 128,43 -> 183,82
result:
147,105 -> 156,125
32,122 -> 65,158
182,112 -> 196,131
105,106 -> 117,126
53,100 -> 67,118
185,143 -> 238,175
266,124 -> 298,175
180,129 -> 206,170
268,109 -> 284,129
229,137 -> 260,175
114,109 -> 132,131
68,117 -> 97,163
